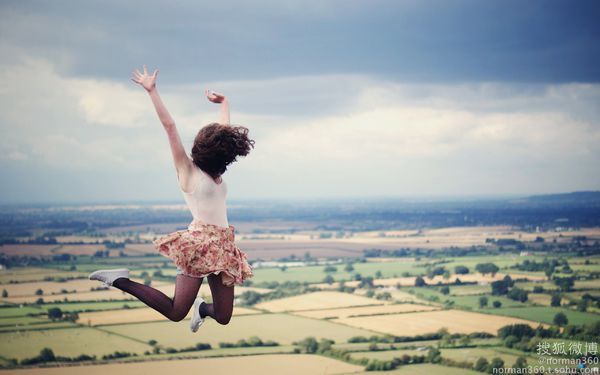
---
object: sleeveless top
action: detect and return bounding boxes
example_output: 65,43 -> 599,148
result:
178,164 -> 229,228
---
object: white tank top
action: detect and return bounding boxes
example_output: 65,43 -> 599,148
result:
179,164 -> 228,228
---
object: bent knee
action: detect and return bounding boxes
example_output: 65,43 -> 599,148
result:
169,312 -> 188,322
215,314 -> 232,325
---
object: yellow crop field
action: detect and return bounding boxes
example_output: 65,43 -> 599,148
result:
293,303 -> 439,319
0,354 -> 362,375
254,291 -> 384,312
0,268 -> 86,284
102,313 -> 375,349
78,306 -> 260,326
333,309 -> 542,335
0,245 -> 58,256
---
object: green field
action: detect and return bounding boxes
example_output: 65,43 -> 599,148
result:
0,316 -> 46,326
0,301 -> 148,319
250,261 -> 424,284
490,306 -> 600,326
0,326 -> 151,360
440,347 -> 525,367
406,287 -> 528,310
101,313 -> 378,349
351,348 -> 429,360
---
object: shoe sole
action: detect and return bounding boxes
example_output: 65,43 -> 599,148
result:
190,298 -> 204,332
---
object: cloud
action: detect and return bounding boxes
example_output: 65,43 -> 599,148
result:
0,55 -> 599,202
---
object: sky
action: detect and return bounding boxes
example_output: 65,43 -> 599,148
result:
0,0 -> 599,203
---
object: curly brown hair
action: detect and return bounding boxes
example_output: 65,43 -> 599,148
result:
190,123 -> 255,180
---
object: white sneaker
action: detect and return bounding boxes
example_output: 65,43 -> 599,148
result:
88,268 -> 130,287
190,297 -> 205,332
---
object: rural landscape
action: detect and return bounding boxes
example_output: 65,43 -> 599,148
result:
0,192 -> 599,374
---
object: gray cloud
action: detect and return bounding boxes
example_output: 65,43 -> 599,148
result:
0,1 -> 599,203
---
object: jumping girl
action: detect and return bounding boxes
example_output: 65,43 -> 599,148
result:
89,65 -> 254,332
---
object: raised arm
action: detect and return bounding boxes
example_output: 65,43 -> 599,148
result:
206,90 -> 230,125
132,65 -> 194,190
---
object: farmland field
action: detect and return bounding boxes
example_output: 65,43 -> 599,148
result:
255,291 -> 384,312
0,327 -> 151,360
293,303 -> 438,319
333,309 -> 543,336
101,313 -> 378,349
356,363 -> 482,374
0,354 -> 362,375
78,306 -> 260,326
2,200 -> 600,374
489,306 -> 600,326
440,347 -> 526,366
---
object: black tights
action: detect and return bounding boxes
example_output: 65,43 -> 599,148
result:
113,272 -> 234,324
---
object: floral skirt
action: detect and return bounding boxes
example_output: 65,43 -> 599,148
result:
153,220 -> 253,287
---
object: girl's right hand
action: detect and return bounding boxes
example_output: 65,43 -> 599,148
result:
131,65 -> 158,92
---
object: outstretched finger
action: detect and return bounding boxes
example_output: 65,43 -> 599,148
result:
131,78 -> 140,84
152,69 -> 159,78
133,69 -> 142,77
143,64 -> 148,74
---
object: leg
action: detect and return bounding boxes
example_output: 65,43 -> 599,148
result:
113,274 -> 202,322
199,273 -> 234,325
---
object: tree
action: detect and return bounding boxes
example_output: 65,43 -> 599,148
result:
359,276 -> 375,288
426,347 -> 441,363
375,270 -> 383,279
553,312 -> 568,327
344,263 -> 354,272
47,307 -> 63,321
318,338 -> 334,353
474,357 -> 489,372
454,265 -> 469,275
415,276 -> 427,287
1,289 -> 7,298
479,296 -> 489,308
38,348 -> 56,362
497,324 -> 535,340
323,266 -> 337,273
297,337 -> 318,353
323,275 -> 335,285
532,286 -> 544,293
577,298 -> 588,312
488,357 -> 505,373
513,356 -> 528,371
551,294 -> 562,307
440,286 -> 450,295
475,263 -> 499,276
239,291 -> 262,305
491,276 -> 513,295
492,300 -> 502,308
35,289 -> 44,296
554,276 -> 575,292
507,287 -> 529,302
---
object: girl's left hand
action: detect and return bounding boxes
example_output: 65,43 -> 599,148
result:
206,89 -> 226,103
